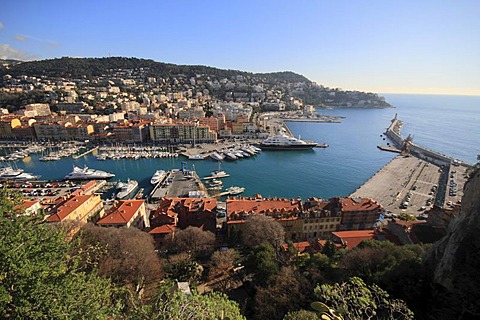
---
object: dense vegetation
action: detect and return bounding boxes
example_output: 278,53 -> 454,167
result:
0,57 -> 310,84
3,187 -> 478,319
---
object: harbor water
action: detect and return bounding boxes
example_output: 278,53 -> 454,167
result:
4,94 -> 480,200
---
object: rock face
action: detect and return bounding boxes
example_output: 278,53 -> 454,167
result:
425,164 -> 480,316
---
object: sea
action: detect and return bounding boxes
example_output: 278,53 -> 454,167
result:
5,94 -> 480,200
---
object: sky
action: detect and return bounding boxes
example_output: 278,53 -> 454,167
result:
1,0 -> 479,95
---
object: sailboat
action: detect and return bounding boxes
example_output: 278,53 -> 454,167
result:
211,161 -> 229,178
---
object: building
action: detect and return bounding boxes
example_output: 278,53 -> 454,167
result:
45,194 -> 104,223
301,197 -> 342,240
16,199 -> 42,216
56,102 -> 87,114
149,121 -> 217,144
337,197 -> 384,230
226,195 -> 303,240
33,122 -> 69,140
96,200 -> 148,229
330,230 -> 377,249
149,224 -> 176,248
25,103 -> 51,116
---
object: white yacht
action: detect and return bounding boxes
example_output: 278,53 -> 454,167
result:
209,152 -> 225,161
259,130 -> 317,150
0,166 -> 39,181
224,151 -> 238,161
64,165 -> 115,180
226,186 -> 245,195
188,154 -> 206,160
150,170 -> 167,185
211,162 -> 229,178
116,179 -> 138,199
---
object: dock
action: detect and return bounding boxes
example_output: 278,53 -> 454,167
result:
203,174 -> 230,180
149,170 -> 207,202
72,146 -> 99,159
350,156 -> 441,217
377,145 -> 401,153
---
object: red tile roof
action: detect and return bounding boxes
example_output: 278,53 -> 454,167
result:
340,197 -> 383,212
331,230 -> 376,249
149,224 -> 176,234
97,200 -> 144,226
226,197 -> 302,216
46,195 -> 95,222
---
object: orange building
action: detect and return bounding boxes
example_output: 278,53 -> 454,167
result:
96,200 -> 147,229
46,194 -> 104,223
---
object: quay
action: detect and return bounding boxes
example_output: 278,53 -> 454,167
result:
203,174 -> 230,180
72,146 -> 99,159
149,169 -> 207,202
384,114 -> 454,166
377,145 -> 401,153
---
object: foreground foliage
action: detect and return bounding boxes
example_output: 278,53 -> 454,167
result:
0,214 -> 122,319
129,281 -> 245,320
314,277 -> 414,320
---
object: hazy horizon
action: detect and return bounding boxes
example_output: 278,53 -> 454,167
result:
1,0 -> 479,96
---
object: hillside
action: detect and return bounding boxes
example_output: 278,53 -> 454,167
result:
0,57 -> 391,108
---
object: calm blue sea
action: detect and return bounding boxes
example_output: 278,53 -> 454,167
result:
7,94 -> 480,200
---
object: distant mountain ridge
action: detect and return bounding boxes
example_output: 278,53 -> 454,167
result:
0,57 -> 310,83
0,57 -> 391,108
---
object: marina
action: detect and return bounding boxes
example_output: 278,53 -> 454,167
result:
0,95 -> 478,204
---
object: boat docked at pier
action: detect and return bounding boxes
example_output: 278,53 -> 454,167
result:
0,166 -> 39,181
209,151 -> 225,161
64,165 -> 115,180
258,130 -> 317,150
226,186 -> 245,195
150,170 -> 167,185
116,179 -> 138,199
211,162 -> 229,179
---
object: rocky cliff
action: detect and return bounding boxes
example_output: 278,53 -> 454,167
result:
425,164 -> 480,317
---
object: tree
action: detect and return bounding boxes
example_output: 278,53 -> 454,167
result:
254,267 -> 306,320
208,249 -> 239,280
283,309 -> 320,320
247,243 -> 279,285
314,277 -> 414,320
129,281 -> 245,319
172,226 -> 215,258
339,240 -> 426,284
163,253 -> 203,282
77,224 -> 163,298
0,191 -> 121,318
241,215 -> 285,248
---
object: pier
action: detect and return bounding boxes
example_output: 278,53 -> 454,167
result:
72,146 -> 99,159
149,169 -> 207,202
383,114 -> 453,166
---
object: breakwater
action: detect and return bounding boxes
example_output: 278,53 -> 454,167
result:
385,114 -> 454,166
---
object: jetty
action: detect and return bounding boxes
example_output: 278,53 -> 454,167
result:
73,146 -> 99,159
203,174 -> 230,180
377,145 -> 401,153
384,114 -> 454,166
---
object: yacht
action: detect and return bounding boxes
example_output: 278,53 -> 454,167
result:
259,130 -> 317,150
150,170 -> 167,185
210,161 -> 229,179
224,151 -> 238,161
188,154 -> 205,160
64,165 -> 115,180
116,179 -> 138,199
226,186 -> 245,195
209,151 -> 225,161
0,166 -> 39,181
209,179 -> 223,187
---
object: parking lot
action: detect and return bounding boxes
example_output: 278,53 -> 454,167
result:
350,155 -> 447,218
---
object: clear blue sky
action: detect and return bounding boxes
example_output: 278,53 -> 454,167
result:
1,0 -> 479,95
